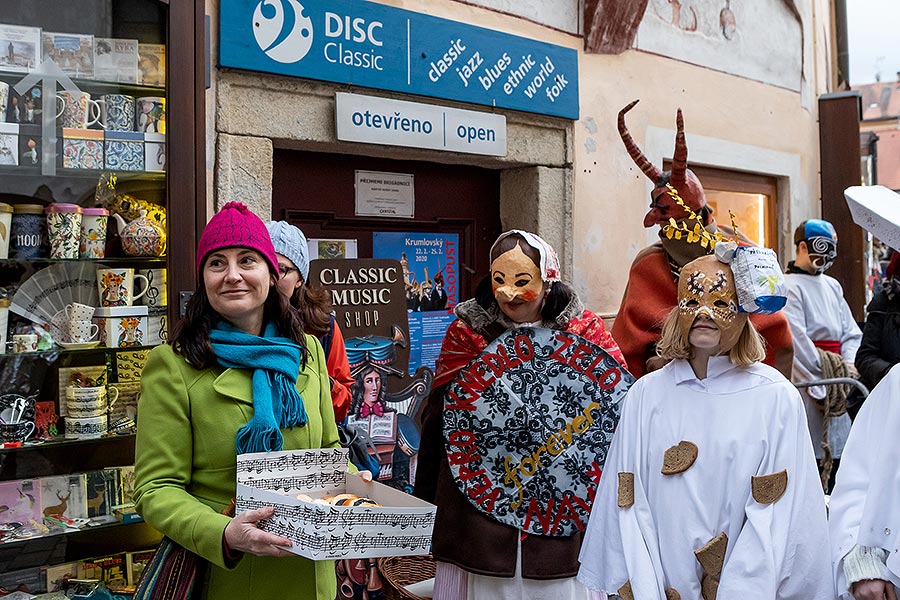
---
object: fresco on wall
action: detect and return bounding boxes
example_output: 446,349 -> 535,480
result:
636,0 -> 803,92
464,0 -> 579,34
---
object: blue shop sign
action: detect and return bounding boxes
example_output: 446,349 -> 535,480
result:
219,0 -> 579,119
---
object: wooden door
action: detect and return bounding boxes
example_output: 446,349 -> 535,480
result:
272,150 -> 502,302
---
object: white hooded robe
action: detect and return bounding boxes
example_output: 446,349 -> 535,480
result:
577,357 -> 833,599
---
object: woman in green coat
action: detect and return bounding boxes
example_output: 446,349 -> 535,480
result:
134,202 -> 344,600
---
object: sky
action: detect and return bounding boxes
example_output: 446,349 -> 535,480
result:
846,0 -> 900,85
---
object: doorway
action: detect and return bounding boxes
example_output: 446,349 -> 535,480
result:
271,150 -> 502,301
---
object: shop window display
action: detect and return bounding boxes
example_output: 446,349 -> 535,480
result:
0,1 -> 175,594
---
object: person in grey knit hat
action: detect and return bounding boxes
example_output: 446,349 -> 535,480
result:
266,221 -> 355,422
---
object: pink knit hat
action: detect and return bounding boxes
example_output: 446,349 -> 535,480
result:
196,202 -> 279,277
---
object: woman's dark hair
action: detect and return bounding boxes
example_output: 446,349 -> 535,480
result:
290,279 -> 333,336
476,233 -> 575,321
172,273 -> 308,370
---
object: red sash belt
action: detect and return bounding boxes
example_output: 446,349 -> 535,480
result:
813,339 -> 841,354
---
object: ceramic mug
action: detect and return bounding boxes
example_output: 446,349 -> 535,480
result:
97,267 -> 149,307
136,97 -> 165,133
64,414 -> 107,439
138,268 -> 167,307
99,94 -> 135,132
12,334 -> 38,353
68,320 -> 99,343
45,203 -> 83,259
65,302 -> 95,322
66,386 -> 118,418
0,421 -> 34,443
57,91 -> 101,129
79,207 -> 109,259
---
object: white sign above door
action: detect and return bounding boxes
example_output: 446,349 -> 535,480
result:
336,92 -> 507,157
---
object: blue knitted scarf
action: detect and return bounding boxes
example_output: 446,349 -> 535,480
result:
209,321 -> 308,454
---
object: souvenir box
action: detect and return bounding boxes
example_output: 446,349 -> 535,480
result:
95,305 -> 148,348
144,132 -> 165,172
104,130 -> 143,171
62,128 -> 104,170
0,566 -> 44,594
79,552 -> 127,591
18,124 -> 41,167
45,561 -> 79,593
235,448 -> 435,560
0,122 -> 19,166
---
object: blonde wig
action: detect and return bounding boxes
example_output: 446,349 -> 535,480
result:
656,305 -> 766,367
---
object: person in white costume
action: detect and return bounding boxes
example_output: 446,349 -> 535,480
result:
578,252 -> 833,600
829,363 -> 900,600
783,219 -> 862,488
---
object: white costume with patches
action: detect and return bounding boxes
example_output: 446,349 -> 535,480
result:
577,357 -> 833,599
783,270 -> 862,459
829,364 -> 900,598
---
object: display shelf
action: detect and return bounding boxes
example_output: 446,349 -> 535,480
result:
0,70 -> 165,96
0,257 -> 166,266
0,345 -> 158,360
0,434 -> 135,481
0,166 -> 166,181
0,520 -> 161,574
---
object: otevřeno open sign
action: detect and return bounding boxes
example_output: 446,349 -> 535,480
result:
336,92 -> 506,157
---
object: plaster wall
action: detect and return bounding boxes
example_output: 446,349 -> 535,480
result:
456,0 -> 580,34
574,48 -> 826,314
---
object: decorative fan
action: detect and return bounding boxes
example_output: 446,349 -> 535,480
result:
11,262 -> 99,324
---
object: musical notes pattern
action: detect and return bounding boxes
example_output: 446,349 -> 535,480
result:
235,448 -> 436,560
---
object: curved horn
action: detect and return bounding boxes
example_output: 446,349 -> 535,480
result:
618,100 -> 662,182
671,108 -> 688,188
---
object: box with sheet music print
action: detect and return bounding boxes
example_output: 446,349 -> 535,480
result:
234,448 -> 435,560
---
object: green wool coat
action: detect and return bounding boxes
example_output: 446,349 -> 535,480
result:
134,336 -> 340,600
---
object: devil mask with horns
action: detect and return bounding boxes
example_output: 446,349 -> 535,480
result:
618,100 -> 709,229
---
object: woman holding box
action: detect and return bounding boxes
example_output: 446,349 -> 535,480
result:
134,201 -> 361,600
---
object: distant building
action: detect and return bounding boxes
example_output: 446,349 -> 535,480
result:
854,74 -> 900,191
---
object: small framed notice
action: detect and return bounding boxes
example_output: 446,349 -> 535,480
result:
355,170 -> 415,219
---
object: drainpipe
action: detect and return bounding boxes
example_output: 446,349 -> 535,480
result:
869,132 -> 879,185
834,0 -> 850,89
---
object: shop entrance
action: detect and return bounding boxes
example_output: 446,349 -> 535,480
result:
271,150 -> 502,302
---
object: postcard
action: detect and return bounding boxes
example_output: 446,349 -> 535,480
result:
40,474 -> 88,520
0,24 -> 40,73
137,43 -> 165,87
42,31 -> 94,79
308,238 -> 359,260
94,38 -> 138,83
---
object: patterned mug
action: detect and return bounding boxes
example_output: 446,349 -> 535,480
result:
0,421 -> 35,443
96,267 -> 149,307
98,94 -> 135,132
57,91 -> 101,129
136,97 -> 165,133
45,203 -> 83,259
138,268 -> 167,307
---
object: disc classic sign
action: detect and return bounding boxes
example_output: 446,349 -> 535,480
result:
443,328 -> 634,536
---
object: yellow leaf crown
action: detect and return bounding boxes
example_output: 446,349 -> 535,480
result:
661,184 -> 742,250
